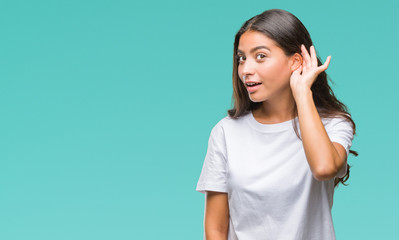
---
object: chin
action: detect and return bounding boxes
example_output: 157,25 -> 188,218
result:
249,98 -> 267,102
249,96 -> 268,103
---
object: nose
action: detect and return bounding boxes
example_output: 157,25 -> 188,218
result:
240,58 -> 255,80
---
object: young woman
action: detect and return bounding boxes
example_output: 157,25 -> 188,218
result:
196,9 -> 358,240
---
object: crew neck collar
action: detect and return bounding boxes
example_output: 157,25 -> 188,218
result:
246,110 -> 298,133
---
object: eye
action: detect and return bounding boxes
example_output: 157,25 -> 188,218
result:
236,55 -> 245,63
256,53 -> 266,60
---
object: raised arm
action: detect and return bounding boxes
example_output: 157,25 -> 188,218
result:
294,91 -> 347,181
290,45 -> 347,181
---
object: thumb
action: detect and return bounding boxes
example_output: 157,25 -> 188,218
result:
318,55 -> 331,73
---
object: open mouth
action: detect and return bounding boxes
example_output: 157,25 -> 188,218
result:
246,82 -> 262,87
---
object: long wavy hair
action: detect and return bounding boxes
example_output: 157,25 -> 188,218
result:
227,9 -> 358,187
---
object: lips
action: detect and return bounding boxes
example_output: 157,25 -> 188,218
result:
245,82 -> 262,93
246,82 -> 262,87
245,80 -> 262,86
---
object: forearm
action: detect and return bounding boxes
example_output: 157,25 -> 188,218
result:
205,230 -> 228,240
294,89 -> 341,180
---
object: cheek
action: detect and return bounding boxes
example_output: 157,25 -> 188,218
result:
260,60 -> 291,83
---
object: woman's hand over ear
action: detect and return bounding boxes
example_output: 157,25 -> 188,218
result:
290,44 -> 331,98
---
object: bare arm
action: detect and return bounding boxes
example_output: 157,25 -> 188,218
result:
205,191 -> 229,240
295,90 -> 347,181
290,45 -> 347,181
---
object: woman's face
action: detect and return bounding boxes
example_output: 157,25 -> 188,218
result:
237,30 -> 295,103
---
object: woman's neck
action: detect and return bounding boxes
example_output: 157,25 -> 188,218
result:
252,91 -> 296,124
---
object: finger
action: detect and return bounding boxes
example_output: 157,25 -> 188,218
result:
293,64 -> 303,74
310,46 -> 318,66
322,55 -> 331,69
318,55 -> 331,73
291,64 -> 303,78
302,59 -> 307,73
301,44 -> 311,69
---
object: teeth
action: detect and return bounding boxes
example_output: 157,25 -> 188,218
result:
247,83 -> 259,86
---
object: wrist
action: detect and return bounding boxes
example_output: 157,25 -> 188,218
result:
292,87 -> 312,101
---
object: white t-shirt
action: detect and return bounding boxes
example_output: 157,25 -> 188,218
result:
196,110 -> 354,240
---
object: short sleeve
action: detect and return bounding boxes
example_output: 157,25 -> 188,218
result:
326,116 -> 354,178
196,123 -> 228,194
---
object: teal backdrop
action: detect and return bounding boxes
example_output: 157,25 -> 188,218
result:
1,0 -> 398,239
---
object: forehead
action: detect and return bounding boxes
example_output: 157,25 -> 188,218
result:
237,31 -> 280,52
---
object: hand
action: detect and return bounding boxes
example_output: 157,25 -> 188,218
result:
290,44 -> 331,96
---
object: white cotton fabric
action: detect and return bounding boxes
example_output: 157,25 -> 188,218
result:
196,110 -> 354,240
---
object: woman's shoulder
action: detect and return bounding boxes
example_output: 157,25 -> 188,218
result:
215,111 -> 250,127
317,110 -> 354,132
317,108 -> 352,121
208,112 -> 251,136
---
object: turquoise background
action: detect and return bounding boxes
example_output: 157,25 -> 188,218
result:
1,0 -> 398,239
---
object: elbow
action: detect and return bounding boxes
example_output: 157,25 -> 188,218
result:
312,164 -> 338,181
205,222 -> 229,239
205,219 -> 229,239
205,230 -> 228,240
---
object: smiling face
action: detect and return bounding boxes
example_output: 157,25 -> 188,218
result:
237,30 -> 296,103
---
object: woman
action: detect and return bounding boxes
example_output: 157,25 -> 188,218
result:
196,9 -> 358,240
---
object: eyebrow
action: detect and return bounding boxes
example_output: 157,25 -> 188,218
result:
237,46 -> 270,54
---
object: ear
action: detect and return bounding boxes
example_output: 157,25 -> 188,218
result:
289,53 -> 303,72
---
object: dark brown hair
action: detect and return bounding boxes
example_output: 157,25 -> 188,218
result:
227,9 -> 358,187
